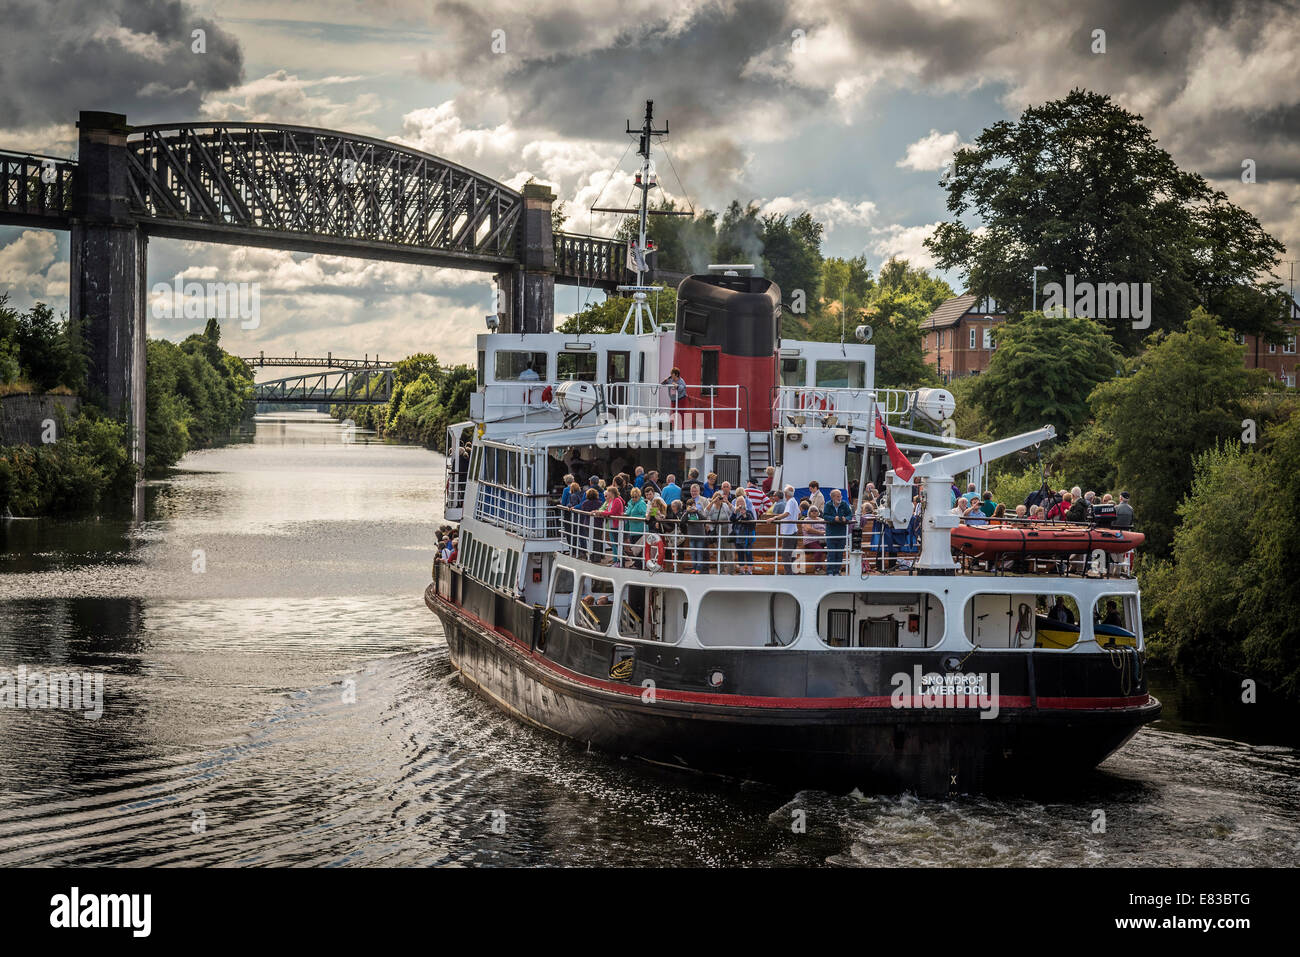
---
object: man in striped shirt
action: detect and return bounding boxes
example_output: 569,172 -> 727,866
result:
745,478 -> 770,516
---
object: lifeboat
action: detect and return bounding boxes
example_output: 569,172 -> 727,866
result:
1035,615 -> 1138,649
951,523 -> 1144,560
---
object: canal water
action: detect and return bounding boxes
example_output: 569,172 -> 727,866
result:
1,412 -> 1297,866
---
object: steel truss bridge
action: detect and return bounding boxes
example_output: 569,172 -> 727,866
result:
241,354 -> 391,371
1,129 -> 624,283
252,367 -> 395,405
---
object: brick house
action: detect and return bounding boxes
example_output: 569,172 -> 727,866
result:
1240,296 -> 1300,388
921,294 -> 1006,383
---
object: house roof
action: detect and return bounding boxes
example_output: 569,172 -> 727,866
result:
922,293 -> 1005,330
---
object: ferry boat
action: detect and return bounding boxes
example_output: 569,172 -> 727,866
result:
424,103 -> 1159,796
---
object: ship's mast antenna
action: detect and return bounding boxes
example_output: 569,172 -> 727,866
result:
619,99 -> 671,335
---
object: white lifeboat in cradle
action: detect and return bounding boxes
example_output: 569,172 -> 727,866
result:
556,381 -> 600,419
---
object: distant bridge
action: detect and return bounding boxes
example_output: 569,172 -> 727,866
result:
242,354 -> 391,371
252,367 -> 394,405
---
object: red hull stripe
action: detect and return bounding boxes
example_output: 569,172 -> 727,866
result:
433,594 -> 1152,712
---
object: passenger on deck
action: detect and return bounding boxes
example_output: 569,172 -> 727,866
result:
1046,492 -> 1073,521
807,480 -> 825,514
688,482 -> 705,510
661,367 -> 688,408
560,474 -> 576,506
1100,600 -> 1124,627
1048,597 -> 1076,625
731,491 -> 756,574
623,487 -> 647,567
579,488 -> 602,558
1066,493 -> 1089,523
595,487 -> 625,564
634,466 -> 646,488
664,499 -> 685,571
702,472 -> 718,497
824,488 -> 853,576
980,491 -> 997,517
683,496 -> 708,573
744,477 -> 770,517
767,485 -> 800,575
762,466 -> 776,494
704,491 -> 734,572
661,474 -> 682,505
1113,492 -> 1134,529
1014,504 -> 1028,520
518,362 -> 540,381
802,506 -> 826,574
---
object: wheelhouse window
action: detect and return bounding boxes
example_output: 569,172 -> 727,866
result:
780,357 -> 807,387
618,584 -> 688,644
494,350 -> 548,381
815,360 -> 866,389
557,351 -> 598,381
574,575 -> 616,633
607,351 -> 630,383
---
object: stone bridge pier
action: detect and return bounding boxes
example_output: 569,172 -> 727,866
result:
493,183 -> 556,334
70,111 -> 147,472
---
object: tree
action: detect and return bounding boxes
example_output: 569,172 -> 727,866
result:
925,89 -> 1287,351
864,289 -> 942,389
969,309 -> 1117,440
393,353 -> 442,387
761,211 -> 824,323
875,258 -> 954,312
559,286 -> 677,335
616,200 -> 719,275
1088,309 -> 1265,555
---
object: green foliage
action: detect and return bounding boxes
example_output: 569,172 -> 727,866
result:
0,407 -> 133,515
0,295 -> 88,392
331,361 -> 475,449
1144,409 -> 1300,696
991,461 -> 1049,510
969,310 -> 1117,440
1047,420 -> 1118,496
559,286 -> 678,335
393,353 -> 442,387
926,89 -> 1287,350
144,324 -> 252,473
865,288 -> 943,390
1089,309 -> 1261,555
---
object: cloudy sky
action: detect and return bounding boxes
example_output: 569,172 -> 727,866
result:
1,0 -> 1297,366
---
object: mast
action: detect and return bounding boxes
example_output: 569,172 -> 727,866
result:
633,99 -> 666,287
619,100 -> 670,334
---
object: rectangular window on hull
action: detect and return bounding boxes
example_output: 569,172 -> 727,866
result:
698,591 -> 800,647
574,575 -> 616,633
619,585 -> 689,644
816,591 -> 944,648
962,592 -> 1138,650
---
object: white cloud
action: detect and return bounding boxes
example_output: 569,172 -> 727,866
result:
897,130 -> 970,172
762,196 -> 878,231
201,71 -> 384,132
868,221 -> 943,270
0,230 -> 66,311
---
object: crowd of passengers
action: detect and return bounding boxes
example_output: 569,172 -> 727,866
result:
552,465 -> 1136,575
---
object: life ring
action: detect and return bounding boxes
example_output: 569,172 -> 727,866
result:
644,533 -> 665,571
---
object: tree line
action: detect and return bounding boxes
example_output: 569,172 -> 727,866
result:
1,299 -> 253,515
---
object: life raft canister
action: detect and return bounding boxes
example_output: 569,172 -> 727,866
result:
644,533 -> 665,569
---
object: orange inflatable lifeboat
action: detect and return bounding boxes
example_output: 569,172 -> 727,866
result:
951,523 -> 1144,560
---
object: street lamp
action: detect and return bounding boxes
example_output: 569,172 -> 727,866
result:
1031,265 -> 1047,313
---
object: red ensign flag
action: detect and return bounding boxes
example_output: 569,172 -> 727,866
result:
874,408 -> 915,481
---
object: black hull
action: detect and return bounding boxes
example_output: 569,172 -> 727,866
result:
425,578 -> 1160,796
